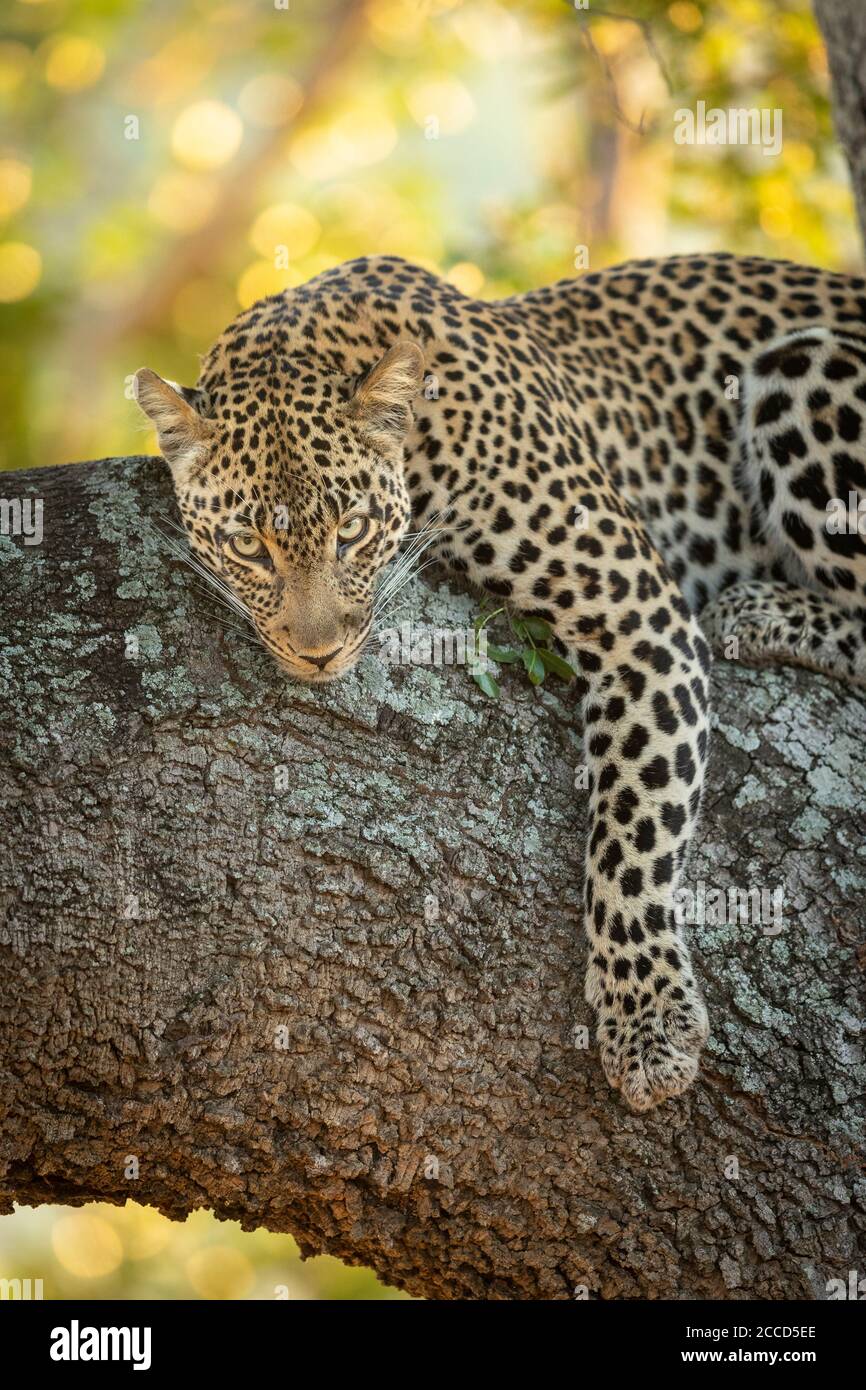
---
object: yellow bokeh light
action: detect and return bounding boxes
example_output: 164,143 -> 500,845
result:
783,141 -> 816,177
451,3 -> 523,59
760,206 -> 793,239
236,258 -> 303,309
811,179 -> 854,215
147,171 -> 218,232
105,1203 -> 174,1261
589,19 -> 631,57
0,241 -> 41,302
128,34 -> 215,107
0,160 -> 33,220
727,0 -> 765,21
171,100 -> 243,171
366,0 -> 426,47
779,12 -> 815,44
406,77 -> 475,136
51,1213 -> 123,1278
185,1245 -> 254,1299
44,36 -> 105,93
376,214 -> 443,264
0,42 -> 32,96
668,2 -> 703,33
328,181 -> 405,238
760,175 -> 793,209
368,0 -> 461,46
249,202 -> 319,261
289,126 -> 346,181
238,73 -> 303,128
337,107 -> 398,168
289,107 -> 397,180
446,261 -> 484,296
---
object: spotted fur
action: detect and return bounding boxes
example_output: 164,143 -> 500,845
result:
135,252 -> 866,1111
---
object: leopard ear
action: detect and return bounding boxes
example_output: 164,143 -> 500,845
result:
133,369 -> 213,482
347,341 -> 424,449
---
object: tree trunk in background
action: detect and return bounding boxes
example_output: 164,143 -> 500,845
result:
0,458 -> 864,1300
814,0 -> 866,249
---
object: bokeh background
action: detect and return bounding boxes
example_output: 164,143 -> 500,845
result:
0,0 -> 861,1298
1,0 -> 862,476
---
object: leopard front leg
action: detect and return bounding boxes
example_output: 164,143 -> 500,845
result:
467,488 -> 713,1108
562,591 -> 712,1110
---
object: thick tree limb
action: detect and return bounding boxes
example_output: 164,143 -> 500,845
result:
0,458 -> 864,1300
814,0 -> 866,250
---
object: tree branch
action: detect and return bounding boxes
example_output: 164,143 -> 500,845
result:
0,457 -> 864,1299
814,0 -> 866,252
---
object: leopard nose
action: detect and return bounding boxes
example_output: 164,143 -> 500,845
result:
296,645 -> 344,670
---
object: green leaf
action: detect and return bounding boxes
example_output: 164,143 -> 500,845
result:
485,643 -> 522,664
521,617 -> 553,641
521,648 -> 545,685
538,648 -> 578,681
471,668 -> 500,699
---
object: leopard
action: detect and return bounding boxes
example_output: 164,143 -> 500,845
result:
134,251 -> 866,1112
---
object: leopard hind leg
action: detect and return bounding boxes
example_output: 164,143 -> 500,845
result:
701,328 -> 866,689
700,579 -> 866,687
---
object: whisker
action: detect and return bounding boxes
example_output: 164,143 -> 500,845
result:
374,556 -> 443,621
207,614 -> 263,647
378,520 -> 443,586
149,520 -> 252,621
187,582 -> 255,624
375,529 -> 444,607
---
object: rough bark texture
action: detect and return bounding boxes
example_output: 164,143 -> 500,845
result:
0,457 -> 864,1300
815,0 -> 866,249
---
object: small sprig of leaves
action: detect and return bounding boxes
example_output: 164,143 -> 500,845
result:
468,606 -> 578,700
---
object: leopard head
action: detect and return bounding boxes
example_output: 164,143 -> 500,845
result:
134,341 -> 423,682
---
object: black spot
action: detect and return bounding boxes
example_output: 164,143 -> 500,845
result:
621,724 -> 649,759
621,867 -> 643,897
755,391 -> 792,426
635,818 -> 656,853
782,510 -> 815,550
640,756 -> 670,789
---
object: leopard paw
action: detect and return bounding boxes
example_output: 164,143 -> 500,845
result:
596,986 -> 709,1112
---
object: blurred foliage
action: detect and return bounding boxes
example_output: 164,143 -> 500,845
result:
0,0 -> 860,472
0,0 -> 861,1300
0,1202 -> 410,1300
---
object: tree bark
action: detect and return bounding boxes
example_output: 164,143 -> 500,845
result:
0,457 -> 864,1300
814,0 -> 866,249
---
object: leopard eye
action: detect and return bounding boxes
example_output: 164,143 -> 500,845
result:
228,532 -> 266,561
337,516 -> 369,546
